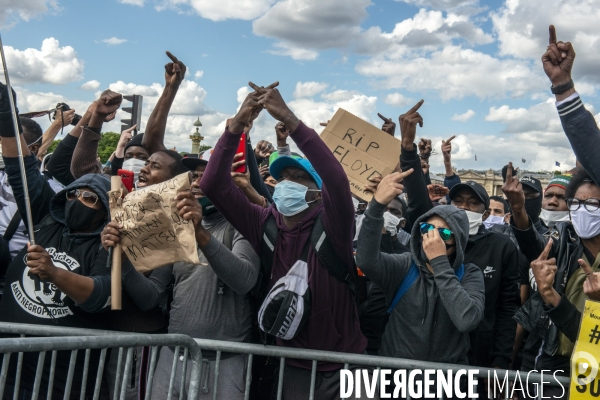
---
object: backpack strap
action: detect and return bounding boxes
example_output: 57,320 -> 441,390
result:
217,222 -> 237,295
387,262 -> 419,314
3,209 -> 21,242
310,213 -> 357,293
252,214 -> 279,298
386,262 -> 466,314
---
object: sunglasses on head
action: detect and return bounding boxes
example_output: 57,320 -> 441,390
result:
66,189 -> 99,206
420,223 -> 453,241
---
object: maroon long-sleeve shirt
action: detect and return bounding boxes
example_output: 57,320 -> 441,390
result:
200,121 -> 366,370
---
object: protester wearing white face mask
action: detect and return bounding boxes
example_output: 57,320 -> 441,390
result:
504,164 -> 600,398
539,174 -> 572,229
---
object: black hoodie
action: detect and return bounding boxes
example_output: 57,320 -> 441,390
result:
0,154 -> 111,398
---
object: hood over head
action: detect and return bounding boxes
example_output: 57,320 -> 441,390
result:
50,173 -> 111,235
409,205 -> 469,272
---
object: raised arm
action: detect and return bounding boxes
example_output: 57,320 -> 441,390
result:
200,90 -> 271,248
250,81 -> 356,255
37,108 -> 76,161
541,25 -> 600,184
399,100 -> 433,230
356,170 -> 414,301
70,91 -> 123,179
142,51 -> 186,155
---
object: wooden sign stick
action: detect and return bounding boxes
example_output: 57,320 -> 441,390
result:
110,176 -> 122,310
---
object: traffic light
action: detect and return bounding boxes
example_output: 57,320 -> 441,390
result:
121,94 -> 143,135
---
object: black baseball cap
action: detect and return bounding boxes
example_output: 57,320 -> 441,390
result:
181,152 -> 209,171
519,175 -> 542,194
449,181 -> 490,209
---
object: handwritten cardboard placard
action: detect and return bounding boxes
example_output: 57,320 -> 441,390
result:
108,172 -> 200,273
320,108 -> 401,201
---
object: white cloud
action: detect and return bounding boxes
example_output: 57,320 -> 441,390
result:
395,0 -> 479,10
384,93 -> 412,107
452,109 -> 475,121
120,0 -> 145,5
5,38 -> 84,85
194,70 -> 204,79
0,0 -> 58,28
102,37 -> 127,45
267,42 -> 319,60
491,0 -> 600,85
356,45 -> 546,100
293,82 -> 328,99
156,0 -> 275,21
79,80 -> 100,91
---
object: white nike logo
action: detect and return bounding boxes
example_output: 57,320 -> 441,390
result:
483,266 -> 495,275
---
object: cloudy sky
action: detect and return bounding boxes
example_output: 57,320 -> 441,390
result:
2,0 -> 599,172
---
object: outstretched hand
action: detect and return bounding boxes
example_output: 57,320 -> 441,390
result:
95,90 -> 123,116
531,239 -> 560,306
580,259 -> 600,301
373,169 -> 414,206
165,51 -> 187,87
542,25 -> 575,86
249,81 -> 300,133
400,100 -> 424,151
441,135 -> 455,162
377,113 -> 396,136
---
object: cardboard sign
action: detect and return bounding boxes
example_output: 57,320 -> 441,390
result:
570,300 -> 600,399
108,173 -> 200,273
320,109 -> 401,201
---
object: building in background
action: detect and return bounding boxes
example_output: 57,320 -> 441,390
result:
433,169 -> 554,196
190,117 -> 204,155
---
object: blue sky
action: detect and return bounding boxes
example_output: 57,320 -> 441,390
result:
2,0 -> 599,173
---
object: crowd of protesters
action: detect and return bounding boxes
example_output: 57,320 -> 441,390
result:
0,25 -> 598,400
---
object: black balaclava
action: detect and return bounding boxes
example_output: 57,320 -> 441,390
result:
65,200 -> 105,232
525,195 -> 543,224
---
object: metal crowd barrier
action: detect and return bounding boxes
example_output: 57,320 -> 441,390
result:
0,323 -> 571,400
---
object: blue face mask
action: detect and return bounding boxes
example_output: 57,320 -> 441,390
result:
272,180 -> 320,217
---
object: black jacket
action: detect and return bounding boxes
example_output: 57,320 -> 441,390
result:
400,145 -> 520,369
0,154 -> 112,398
512,219 -> 583,373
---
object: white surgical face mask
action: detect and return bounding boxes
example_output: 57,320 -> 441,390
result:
383,212 -> 401,236
483,215 -> 505,229
539,209 -> 570,229
122,158 -> 146,182
464,210 -> 483,235
352,197 -> 360,212
570,208 -> 600,239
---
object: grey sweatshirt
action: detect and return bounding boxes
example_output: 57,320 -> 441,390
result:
356,203 -> 485,364
168,212 -> 261,342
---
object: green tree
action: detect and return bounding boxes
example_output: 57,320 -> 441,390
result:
198,144 -> 212,153
98,132 -> 120,163
47,139 -> 61,154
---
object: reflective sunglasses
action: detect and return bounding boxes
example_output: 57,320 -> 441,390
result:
420,223 -> 453,241
66,189 -> 99,206
567,198 -> 600,212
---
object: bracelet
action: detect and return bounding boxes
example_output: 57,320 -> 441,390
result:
550,79 -> 574,94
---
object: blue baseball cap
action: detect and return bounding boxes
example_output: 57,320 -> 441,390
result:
269,156 -> 322,189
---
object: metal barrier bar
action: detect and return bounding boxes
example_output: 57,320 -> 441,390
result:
179,347 -> 188,399
212,350 -> 221,400
12,334 -> 24,400
167,345 -> 180,400
144,346 -> 159,400
47,350 -> 57,398
120,347 -> 134,400
31,350 -> 45,400
0,353 -> 10,399
276,357 -> 285,400
113,347 -> 124,400
244,353 -> 253,400
63,349 -> 78,400
80,348 -> 91,400
93,348 -> 107,400
309,360 -> 317,400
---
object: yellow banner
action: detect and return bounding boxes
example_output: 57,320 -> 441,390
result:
570,300 -> 600,399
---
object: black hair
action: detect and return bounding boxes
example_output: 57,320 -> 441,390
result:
566,167 -> 596,199
19,117 -> 42,146
157,149 -> 189,176
489,195 -> 510,214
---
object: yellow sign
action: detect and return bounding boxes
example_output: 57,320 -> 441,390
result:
570,300 -> 600,398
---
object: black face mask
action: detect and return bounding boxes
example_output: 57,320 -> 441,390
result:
266,185 -> 275,197
525,195 -> 543,223
65,199 -> 105,232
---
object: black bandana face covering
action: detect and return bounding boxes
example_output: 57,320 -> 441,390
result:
65,200 -> 105,232
525,195 -> 543,223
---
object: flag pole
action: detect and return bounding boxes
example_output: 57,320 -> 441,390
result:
0,34 -> 35,246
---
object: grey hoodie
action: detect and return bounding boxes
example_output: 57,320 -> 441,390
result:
356,202 -> 485,364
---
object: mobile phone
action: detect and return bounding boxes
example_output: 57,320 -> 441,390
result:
118,169 -> 134,192
234,132 -> 247,173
